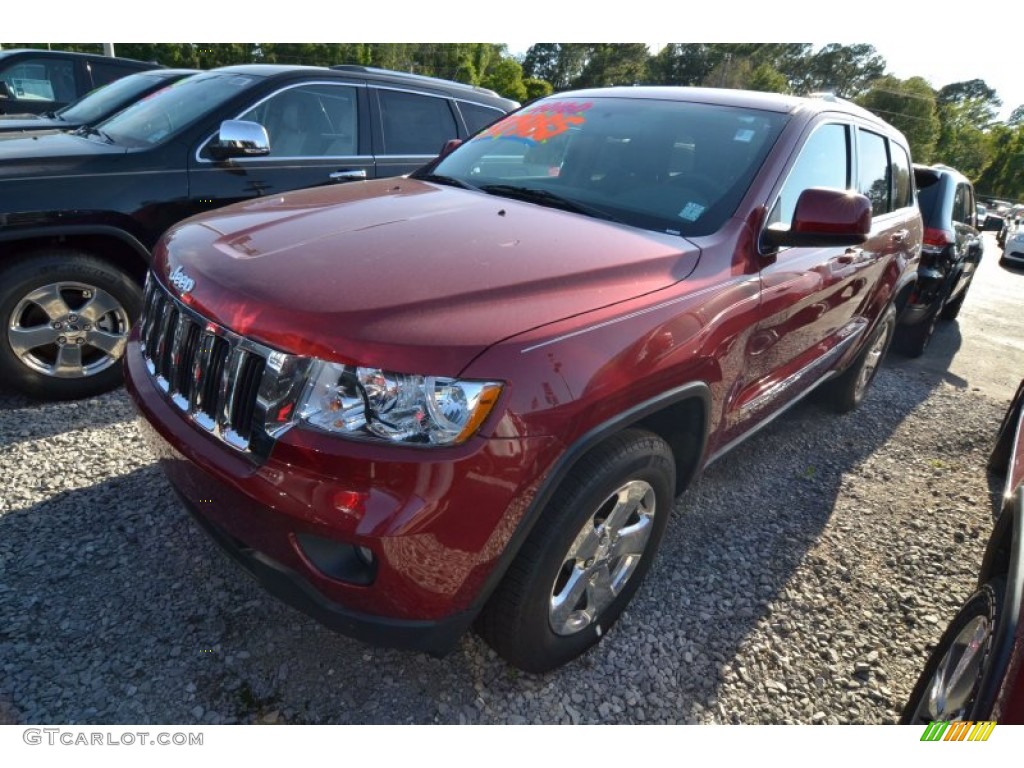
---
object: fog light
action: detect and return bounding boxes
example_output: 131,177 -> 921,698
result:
295,533 -> 377,585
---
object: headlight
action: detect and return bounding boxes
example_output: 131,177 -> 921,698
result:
296,360 -> 503,446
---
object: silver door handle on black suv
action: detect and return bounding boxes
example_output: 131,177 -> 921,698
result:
329,170 -> 368,182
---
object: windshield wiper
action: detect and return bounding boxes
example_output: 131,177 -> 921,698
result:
74,125 -> 114,144
479,184 -> 623,223
416,172 -> 479,191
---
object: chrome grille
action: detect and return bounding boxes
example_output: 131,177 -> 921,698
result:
139,276 -> 310,457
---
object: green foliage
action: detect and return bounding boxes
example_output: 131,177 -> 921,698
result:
523,78 -> 553,103
790,43 -> 885,98
856,75 -> 939,163
976,124 -> 1024,199
481,58 -> 528,103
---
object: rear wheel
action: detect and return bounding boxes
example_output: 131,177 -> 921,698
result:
940,280 -> 971,320
477,429 -> 675,672
0,250 -> 143,400
894,303 -> 940,358
822,305 -> 896,414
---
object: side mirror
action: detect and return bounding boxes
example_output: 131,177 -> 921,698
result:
208,119 -> 270,160
0,82 -> 11,99
763,188 -> 872,249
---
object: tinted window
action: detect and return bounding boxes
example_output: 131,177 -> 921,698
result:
0,56 -> 76,103
892,142 -> 913,209
100,72 -> 258,149
458,101 -> 505,134
427,96 -> 788,237
857,129 -> 891,216
953,183 -> 970,224
89,60 -> 136,87
60,73 -> 163,124
378,90 -> 458,155
770,122 -> 849,228
916,177 -> 943,226
238,84 -> 359,158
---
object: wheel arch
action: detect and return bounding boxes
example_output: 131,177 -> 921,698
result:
0,226 -> 152,284
470,381 -> 711,623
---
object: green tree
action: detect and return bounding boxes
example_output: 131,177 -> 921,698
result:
481,58 -> 528,102
856,75 -> 939,162
976,124 -> 1024,199
792,43 -> 886,98
523,78 -> 553,102
574,43 -> 649,88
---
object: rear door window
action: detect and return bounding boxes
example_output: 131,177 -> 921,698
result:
377,89 -> 458,156
891,142 -> 913,209
857,129 -> 891,216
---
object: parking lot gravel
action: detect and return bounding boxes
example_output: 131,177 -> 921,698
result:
0,350 -> 1007,726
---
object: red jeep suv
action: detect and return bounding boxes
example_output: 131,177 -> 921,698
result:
126,87 -> 922,672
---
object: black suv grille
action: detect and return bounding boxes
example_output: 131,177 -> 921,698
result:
139,277 -> 305,455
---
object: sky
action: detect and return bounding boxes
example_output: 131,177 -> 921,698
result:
8,2 -> 1023,120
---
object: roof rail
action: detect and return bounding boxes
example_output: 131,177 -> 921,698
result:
329,64 -> 502,98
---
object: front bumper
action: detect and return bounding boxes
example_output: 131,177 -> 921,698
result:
125,339 -> 561,654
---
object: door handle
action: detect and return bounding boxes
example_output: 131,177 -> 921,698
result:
329,169 -> 368,182
891,229 -> 909,244
834,247 -> 863,265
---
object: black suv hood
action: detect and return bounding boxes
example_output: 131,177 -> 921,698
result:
0,132 -> 126,174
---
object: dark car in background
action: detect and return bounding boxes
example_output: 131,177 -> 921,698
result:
893,164 -> 982,357
902,379 -> 1024,725
0,68 -> 198,136
0,49 -> 161,116
0,64 -> 516,400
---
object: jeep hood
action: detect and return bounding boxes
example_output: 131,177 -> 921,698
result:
155,178 -> 700,374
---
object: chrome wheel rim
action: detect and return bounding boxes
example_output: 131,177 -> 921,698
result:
8,282 -> 130,379
854,321 -> 891,400
922,615 -> 991,720
549,479 -> 656,636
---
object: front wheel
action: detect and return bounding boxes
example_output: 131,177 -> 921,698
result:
900,579 -> 1004,724
822,305 -> 896,414
476,429 -> 675,672
0,250 -> 143,400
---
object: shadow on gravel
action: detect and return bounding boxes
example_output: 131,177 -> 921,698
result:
0,387 -> 136,451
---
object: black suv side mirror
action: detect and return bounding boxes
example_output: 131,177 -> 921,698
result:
763,188 -> 872,249
0,82 -> 11,99
208,119 -> 271,160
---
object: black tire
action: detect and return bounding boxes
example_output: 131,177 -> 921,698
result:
477,429 -> 675,673
0,250 -> 143,400
893,303 -> 940,358
900,578 -> 1004,724
988,384 -> 1024,474
940,282 -> 970,321
821,304 -> 896,414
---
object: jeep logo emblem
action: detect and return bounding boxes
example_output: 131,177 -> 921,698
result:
169,266 -> 195,294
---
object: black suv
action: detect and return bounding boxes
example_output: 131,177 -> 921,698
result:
894,164 -> 983,357
0,49 -> 161,116
0,69 -> 199,136
0,64 -> 517,400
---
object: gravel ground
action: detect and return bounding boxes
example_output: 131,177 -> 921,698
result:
0,358 -> 1007,725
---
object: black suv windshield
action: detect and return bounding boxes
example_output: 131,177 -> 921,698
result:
97,72 -> 259,148
58,73 -> 165,125
421,96 -> 788,236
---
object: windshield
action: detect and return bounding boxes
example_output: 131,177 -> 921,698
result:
96,71 -> 259,148
421,95 -> 788,236
58,73 -> 164,124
